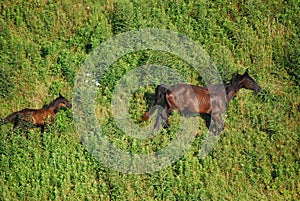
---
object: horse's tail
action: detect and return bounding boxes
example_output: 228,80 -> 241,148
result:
141,84 -> 169,121
2,112 -> 18,124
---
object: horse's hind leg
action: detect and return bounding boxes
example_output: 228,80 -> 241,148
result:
161,107 -> 171,128
6,122 -> 18,138
154,113 -> 163,131
12,118 -> 20,132
154,107 -> 171,131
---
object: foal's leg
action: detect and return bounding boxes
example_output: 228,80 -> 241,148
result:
40,125 -> 45,133
13,121 -> 19,131
12,114 -> 22,131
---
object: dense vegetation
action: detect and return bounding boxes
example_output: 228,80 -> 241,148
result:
0,0 -> 299,200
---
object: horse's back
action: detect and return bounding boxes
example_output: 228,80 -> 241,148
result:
18,108 -> 37,114
165,84 -> 212,113
2,109 -> 35,125
12,108 -> 50,125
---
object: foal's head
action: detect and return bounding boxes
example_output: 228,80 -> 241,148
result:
48,93 -> 72,111
56,93 -> 73,109
230,69 -> 261,93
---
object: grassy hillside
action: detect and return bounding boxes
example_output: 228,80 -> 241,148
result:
0,0 -> 299,200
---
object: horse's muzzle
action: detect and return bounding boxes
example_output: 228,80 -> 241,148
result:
255,85 -> 262,93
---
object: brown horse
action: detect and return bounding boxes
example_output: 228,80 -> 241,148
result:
141,69 -> 261,134
2,93 -> 72,133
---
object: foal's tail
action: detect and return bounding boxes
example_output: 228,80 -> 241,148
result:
141,84 -> 169,121
2,112 -> 18,124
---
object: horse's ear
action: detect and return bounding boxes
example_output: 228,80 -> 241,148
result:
59,93 -> 62,97
244,68 -> 249,75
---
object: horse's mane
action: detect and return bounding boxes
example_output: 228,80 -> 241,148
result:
225,73 -> 243,94
42,104 -> 49,108
43,96 -> 63,109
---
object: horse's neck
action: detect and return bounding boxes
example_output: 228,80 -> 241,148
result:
47,102 -> 61,114
226,90 -> 237,102
226,83 -> 242,102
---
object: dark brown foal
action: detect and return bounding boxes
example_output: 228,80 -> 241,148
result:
2,93 -> 72,133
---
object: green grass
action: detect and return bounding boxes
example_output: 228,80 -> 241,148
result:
0,0 -> 299,200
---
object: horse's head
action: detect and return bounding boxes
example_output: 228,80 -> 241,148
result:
240,69 -> 261,93
57,93 -> 72,109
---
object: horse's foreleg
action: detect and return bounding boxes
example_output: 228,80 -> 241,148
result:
211,113 -> 224,135
40,125 -> 45,133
